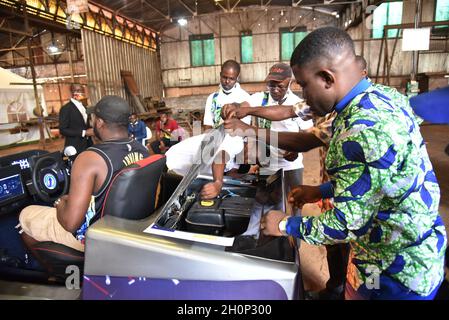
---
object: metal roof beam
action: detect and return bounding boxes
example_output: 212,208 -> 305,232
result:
143,0 -> 170,19
212,0 -> 228,13
231,0 -> 241,11
115,0 -> 139,15
178,0 -> 196,16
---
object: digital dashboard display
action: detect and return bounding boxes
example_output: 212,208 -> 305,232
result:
0,173 -> 25,203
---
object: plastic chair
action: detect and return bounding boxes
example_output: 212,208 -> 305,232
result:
142,126 -> 152,149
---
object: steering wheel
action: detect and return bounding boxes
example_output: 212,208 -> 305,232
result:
32,154 -> 69,203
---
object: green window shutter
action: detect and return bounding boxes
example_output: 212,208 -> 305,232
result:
372,2 -> 388,39
191,39 -> 203,66
203,38 -> 215,66
281,32 -> 294,61
241,35 -> 253,63
435,0 -> 449,29
436,0 -> 449,21
387,2 -> 403,38
372,2 -> 403,39
294,31 -> 307,47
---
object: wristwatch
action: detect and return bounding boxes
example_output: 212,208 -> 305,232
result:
278,217 -> 289,236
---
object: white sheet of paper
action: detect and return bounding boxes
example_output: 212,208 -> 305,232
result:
143,223 -> 235,247
402,28 -> 431,51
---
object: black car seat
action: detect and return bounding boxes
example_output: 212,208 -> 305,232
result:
24,154 -> 166,282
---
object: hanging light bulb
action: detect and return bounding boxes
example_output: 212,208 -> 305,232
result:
47,41 -> 62,55
178,18 -> 187,26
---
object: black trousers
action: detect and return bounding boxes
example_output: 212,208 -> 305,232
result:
325,243 -> 350,290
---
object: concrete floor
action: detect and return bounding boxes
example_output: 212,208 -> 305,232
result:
1,124 -> 448,293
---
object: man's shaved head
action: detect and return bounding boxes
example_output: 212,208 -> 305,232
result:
222,59 -> 240,75
290,27 -> 355,68
289,27 -> 364,117
220,60 -> 240,91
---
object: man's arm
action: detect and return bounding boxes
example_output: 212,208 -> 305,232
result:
222,100 -> 313,123
247,105 -> 297,121
224,118 -> 324,152
55,151 -> 107,232
200,151 -> 227,199
203,94 -> 215,128
262,125 -> 394,245
155,121 -> 162,141
221,103 -> 295,122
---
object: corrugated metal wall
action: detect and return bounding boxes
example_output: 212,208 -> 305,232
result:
81,29 -> 163,105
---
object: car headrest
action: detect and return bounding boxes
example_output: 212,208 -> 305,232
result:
101,154 -> 166,220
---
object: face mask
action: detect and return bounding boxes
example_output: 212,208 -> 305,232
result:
220,83 -> 237,95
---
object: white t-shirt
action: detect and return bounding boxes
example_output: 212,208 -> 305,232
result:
166,84 -> 251,176
166,133 -> 246,176
247,90 -> 313,173
203,83 -> 251,127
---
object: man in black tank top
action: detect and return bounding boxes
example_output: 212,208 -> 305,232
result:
19,96 -> 149,252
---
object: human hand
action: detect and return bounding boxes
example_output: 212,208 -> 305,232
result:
288,185 -> 322,209
200,180 -> 223,199
260,210 -> 287,236
221,102 -> 251,120
223,118 -> 252,136
283,151 -> 299,162
221,103 -> 239,120
248,165 -> 259,174
85,128 -> 94,137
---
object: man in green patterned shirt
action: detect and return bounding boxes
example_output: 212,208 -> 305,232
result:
226,27 -> 447,300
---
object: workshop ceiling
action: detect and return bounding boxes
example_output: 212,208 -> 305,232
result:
91,0 -> 356,31
0,0 -> 356,54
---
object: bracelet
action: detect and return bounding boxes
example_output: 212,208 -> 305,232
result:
54,198 -> 61,207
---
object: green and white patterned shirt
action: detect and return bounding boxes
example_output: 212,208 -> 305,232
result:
286,78 -> 447,297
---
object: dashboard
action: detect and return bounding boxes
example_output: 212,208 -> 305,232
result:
0,149 -> 49,215
0,166 -> 26,205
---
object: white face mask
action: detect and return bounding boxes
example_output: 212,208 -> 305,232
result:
220,83 -> 238,94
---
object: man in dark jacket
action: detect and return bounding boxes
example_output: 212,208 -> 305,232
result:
59,84 -> 94,155
128,113 -> 147,144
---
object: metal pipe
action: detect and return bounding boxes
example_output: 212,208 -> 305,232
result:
411,0 -> 422,81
